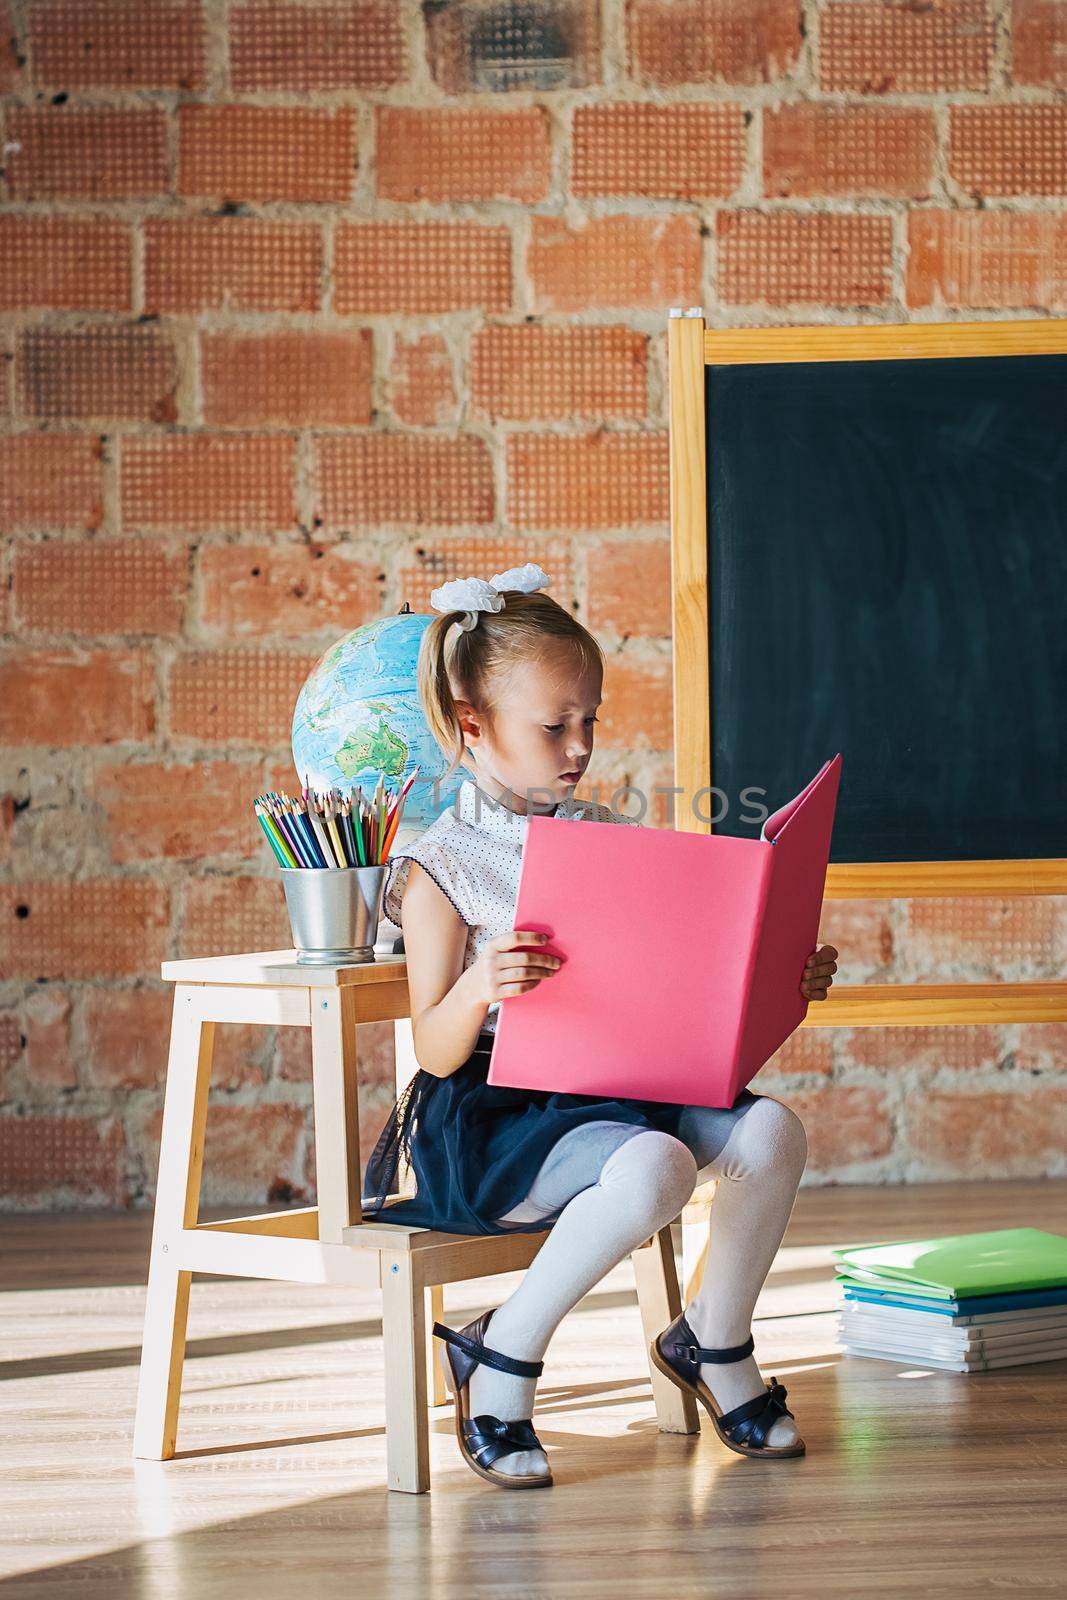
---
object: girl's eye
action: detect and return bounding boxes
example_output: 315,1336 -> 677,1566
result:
544,717 -> 599,732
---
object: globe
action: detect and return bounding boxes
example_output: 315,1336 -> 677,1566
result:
291,609 -> 464,849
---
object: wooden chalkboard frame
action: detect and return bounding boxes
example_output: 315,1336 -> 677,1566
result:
667,311 -> 1067,1027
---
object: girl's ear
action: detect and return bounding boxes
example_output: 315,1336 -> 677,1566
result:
454,697 -> 481,743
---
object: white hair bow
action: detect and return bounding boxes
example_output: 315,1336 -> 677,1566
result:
428,563 -> 552,632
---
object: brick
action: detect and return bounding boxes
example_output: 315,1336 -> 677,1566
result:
167,649 -> 317,746
471,324 -> 648,422
15,325 -> 177,422
143,218 -> 321,314
376,107 -> 551,203
0,1012 -> 21,1086
28,0 -> 204,90
629,0 -> 802,86
0,216 -> 131,310
528,213 -> 702,311
0,1115 -> 127,1207
0,1 -> 18,90
1016,1022 -> 1067,1077
0,435 -> 103,532
1014,0 -> 1067,89
425,0 -> 601,94
764,104 -> 935,199
180,874 -> 290,958
83,988 -> 172,1089
84,989 -> 264,1090
815,900 -> 894,977
0,793 -> 14,867
840,1024 -> 1003,1075
199,543 -> 382,637
121,434 -> 297,532
12,538 -> 187,635
572,102 -> 745,199
0,649 -> 155,745
785,1086 -> 894,1170
264,758 -> 305,798
949,105 -> 1067,197
764,1029 -> 834,1077
23,988 -> 76,1091
905,1089 -> 1067,1177
200,329 -> 373,428
200,1105 -> 306,1207
0,880 -> 169,980
5,106 -> 168,199
396,535 -> 573,615
94,759 -> 265,862
902,897 -> 1063,982
390,335 -> 458,427
717,211 -> 893,306
819,0 -> 994,93
229,2 -> 405,92
598,653 -> 674,751
506,431 -> 668,530
315,434 -> 494,529
275,1017 -> 394,1092
906,210 -> 1067,310
333,221 -> 511,315
208,1025 -> 269,1089
580,762 -> 682,828
178,105 -> 355,204
586,539 -> 670,636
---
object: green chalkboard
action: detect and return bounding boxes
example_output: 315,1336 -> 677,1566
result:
705,352 -> 1067,863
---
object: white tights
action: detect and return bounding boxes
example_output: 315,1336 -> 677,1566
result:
466,1096 -> 809,1476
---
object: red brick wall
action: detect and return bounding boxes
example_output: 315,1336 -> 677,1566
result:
2,0 -> 1065,1208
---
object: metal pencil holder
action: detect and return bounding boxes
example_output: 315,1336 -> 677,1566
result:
280,863 -> 387,965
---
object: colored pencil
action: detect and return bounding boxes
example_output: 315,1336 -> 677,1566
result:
253,771 -> 414,867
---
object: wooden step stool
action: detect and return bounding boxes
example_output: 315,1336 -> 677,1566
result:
132,949 -> 698,1492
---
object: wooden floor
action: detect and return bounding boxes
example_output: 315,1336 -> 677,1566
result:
2,1180 -> 1067,1598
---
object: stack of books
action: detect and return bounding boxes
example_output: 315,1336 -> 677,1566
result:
834,1226 -> 1067,1372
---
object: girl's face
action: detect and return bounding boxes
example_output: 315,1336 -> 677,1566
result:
457,647 -> 603,815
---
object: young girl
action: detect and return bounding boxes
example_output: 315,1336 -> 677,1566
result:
363,564 -> 838,1490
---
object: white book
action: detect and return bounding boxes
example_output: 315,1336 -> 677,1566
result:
841,1308 -> 1067,1347
840,1299 -> 1067,1331
841,1339 -> 1067,1373
840,1320 -> 1067,1358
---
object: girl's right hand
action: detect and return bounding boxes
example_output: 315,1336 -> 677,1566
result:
472,929 -> 563,1005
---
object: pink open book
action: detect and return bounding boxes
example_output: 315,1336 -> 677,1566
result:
487,754 -> 842,1108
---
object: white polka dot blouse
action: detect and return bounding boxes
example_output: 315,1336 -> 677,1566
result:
383,776 -> 641,1035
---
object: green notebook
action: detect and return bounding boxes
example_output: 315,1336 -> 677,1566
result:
831,1227 -> 1067,1297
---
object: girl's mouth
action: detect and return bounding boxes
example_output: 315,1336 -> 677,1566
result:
560,770 -> 581,783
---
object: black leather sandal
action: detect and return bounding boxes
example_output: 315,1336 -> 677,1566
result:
651,1311 -> 805,1459
433,1310 -> 553,1489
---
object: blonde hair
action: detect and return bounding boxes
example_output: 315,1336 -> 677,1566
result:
418,588 -> 603,786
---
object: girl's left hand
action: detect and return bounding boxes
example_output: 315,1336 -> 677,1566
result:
800,944 -> 838,1001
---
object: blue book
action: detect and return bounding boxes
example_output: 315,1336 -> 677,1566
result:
843,1284 -> 1067,1318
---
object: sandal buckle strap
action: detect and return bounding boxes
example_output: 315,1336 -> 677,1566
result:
433,1320 -> 544,1379
685,1333 -> 755,1364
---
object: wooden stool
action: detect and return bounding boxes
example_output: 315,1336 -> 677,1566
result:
132,949 -> 698,1492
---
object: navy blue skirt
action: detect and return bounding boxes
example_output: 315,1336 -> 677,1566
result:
362,1030 -> 737,1236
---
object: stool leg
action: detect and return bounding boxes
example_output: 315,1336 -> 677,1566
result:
310,987 -> 361,1244
681,1181 -> 717,1302
427,1284 -> 448,1407
381,1252 -> 430,1493
632,1225 -> 700,1435
133,987 -> 215,1459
